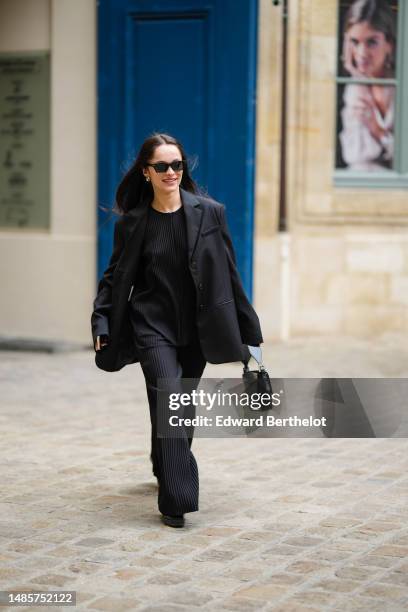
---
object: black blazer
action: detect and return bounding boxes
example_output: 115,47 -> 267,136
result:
91,187 -> 263,372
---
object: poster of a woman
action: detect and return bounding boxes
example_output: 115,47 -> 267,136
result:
336,0 -> 397,172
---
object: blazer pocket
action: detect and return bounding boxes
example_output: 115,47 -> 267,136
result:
213,298 -> 233,307
201,224 -> 221,237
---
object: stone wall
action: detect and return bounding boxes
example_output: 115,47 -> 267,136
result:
0,0 -> 96,345
254,0 -> 408,340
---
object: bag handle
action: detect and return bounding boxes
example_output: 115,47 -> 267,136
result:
242,345 -> 265,372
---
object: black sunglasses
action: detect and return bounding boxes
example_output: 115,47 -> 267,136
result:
146,159 -> 185,173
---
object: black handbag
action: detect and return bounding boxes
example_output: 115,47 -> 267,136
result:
242,346 -> 273,401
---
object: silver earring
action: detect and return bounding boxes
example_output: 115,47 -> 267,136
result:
145,176 -> 150,182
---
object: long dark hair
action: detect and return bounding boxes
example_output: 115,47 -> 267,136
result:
101,132 -> 205,217
343,0 -> 396,75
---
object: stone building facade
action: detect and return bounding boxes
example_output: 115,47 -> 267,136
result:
0,0 -> 406,345
255,0 -> 408,340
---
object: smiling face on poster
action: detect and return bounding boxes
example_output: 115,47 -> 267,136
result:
335,0 -> 398,172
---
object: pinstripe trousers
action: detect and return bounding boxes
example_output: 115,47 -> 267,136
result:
138,333 -> 206,515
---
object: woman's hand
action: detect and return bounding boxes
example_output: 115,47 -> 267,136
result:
360,105 -> 386,141
95,334 -> 109,351
345,88 -> 385,142
342,34 -> 364,78
353,96 -> 386,142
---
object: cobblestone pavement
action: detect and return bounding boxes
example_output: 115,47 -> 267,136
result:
1,333 -> 408,611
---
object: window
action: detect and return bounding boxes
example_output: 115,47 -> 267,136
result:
334,0 -> 408,188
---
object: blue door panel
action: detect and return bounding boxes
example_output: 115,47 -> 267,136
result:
98,0 -> 257,298
124,12 -> 209,183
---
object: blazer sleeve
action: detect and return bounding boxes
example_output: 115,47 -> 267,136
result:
217,203 -> 263,346
91,217 -> 125,343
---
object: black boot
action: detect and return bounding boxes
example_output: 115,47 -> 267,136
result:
161,514 -> 185,528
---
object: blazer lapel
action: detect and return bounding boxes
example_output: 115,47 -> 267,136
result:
180,187 -> 203,262
117,186 -> 203,273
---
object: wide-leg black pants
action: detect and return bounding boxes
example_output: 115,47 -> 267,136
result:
137,333 -> 206,515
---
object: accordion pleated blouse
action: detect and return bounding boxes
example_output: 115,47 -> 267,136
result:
129,204 -> 198,349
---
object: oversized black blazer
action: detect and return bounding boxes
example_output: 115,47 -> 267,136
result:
91,187 -> 263,372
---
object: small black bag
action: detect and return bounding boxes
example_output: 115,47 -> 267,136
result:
242,346 -> 273,401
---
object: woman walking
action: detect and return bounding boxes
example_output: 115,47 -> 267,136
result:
91,133 -> 263,527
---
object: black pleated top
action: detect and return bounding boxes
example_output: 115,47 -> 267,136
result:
129,204 -> 198,349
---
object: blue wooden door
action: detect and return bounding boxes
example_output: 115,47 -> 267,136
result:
98,0 -> 258,297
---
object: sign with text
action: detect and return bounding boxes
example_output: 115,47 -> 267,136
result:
156,378 -> 408,438
0,52 -> 50,228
